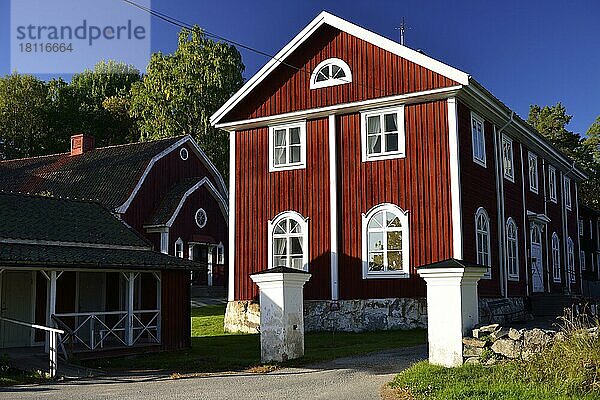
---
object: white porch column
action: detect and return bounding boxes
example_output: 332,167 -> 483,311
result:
417,261 -> 487,367
127,272 -> 135,346
250,267 -> 311,363
154,272 -> 162,342
207,245 -> 214,287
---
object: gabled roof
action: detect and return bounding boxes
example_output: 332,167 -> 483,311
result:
210,11 -> 470,126
0,135 -> 228,212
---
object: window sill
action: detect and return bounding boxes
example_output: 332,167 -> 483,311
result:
363,271 -> 410,279
269,163 -> 306,172
481,274 -> 492,280
473,158 -> 487,168
504,174 -> 515,183
508,275 -> 520,281
363,152 -> 406,162
530,187 -> 539,194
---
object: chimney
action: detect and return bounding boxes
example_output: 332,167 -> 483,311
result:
70,134 -> 95,156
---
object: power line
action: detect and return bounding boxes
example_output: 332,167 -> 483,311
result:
120,0 -> 388,95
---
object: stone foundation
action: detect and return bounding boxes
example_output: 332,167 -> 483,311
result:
224,296 -> 528,333
478,297 -> 530,324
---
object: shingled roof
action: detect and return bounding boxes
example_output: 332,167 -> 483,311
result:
0,136 -> 182,209
147,177 -> 203,226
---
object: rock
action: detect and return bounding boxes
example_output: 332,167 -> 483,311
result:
462,337 -> 487,348
463,345 -> 485,357
508,328 -> 523,341
491,327 -> 510,341
472,328 -> 481,339
484,357 -> 498,366
464,357 -> 480,365
523,328 -> 553,349
478,323 -> 500,334
491,338 -> 522,359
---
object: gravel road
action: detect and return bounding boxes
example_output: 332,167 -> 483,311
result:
0,345 -> 426,400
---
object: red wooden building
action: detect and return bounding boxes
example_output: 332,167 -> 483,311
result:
579,205 -> 600,297
211,12 -> 588,332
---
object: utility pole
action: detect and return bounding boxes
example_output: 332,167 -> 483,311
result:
394,17 -> 409,46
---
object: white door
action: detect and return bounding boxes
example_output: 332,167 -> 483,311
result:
0,271 -> 34,348
530,225 -> 545,293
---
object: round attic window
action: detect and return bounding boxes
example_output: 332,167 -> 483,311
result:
180,147 -> 189,160
195,208 -> 207,228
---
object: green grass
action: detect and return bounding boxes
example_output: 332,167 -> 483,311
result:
88,305 -> 426,373
0,356 -> 50,387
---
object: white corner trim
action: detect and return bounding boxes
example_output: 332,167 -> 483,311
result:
267,211 -> 310,272
268,120 -> 307,172
116,135 -> 228,214
228,131 -> 236,302
447,98 -> 463,260
361,203 -> 410,279
310,57 -> 353,89
209,11 -> 469,126
165,177 -> 229,228
328,115 -> 339,300
360,105 -> 406,162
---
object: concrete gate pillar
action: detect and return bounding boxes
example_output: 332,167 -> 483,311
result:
417,259 -> 487,367
250,267 -> 311,363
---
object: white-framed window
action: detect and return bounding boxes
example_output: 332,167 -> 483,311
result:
361,106 -> 405,161
195,208 -> 207,228
475,207 -> 492,278
269,121 -> 306,171
552,232 -> 561,282
175,237 -> 184,258
268,211 -> 308,271
506,218 -> 519,280
564,177 -> 572,210
567,237 -> 575,283
548,166 -> 557,203
179,147 -> 189,161
362,203 -> 410,279
528,152 -> 538,194
580,250 -> 586,271
502,136 -> 514,181
579,219 -> 584,236
216,242 -> 225,265
310,58 -> 352,89
471,112 -> 486,167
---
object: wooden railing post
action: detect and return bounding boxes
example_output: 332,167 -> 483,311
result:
127,272 -> 135,346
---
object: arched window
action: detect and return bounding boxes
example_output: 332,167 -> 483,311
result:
475,208 -> 492,278
310,58 -> 352,89
552,233 -> 561,282
175,237 -> 184,258
362,203 -> 409,278
268,211 -> 308,271
567,237 -> 575,284
506,218 -> 519,279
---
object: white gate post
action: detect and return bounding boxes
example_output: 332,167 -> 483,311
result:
250,267 -> 311,363
207,245 -> 214,287
127,272 -> 135,346
45,271 -> 58,353
417,260 -> 487,367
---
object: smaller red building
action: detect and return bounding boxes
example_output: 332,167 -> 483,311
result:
579,205 -> 600,297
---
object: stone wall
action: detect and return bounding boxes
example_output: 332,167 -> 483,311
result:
478,297 -> 529,324
224,296 -> 527,333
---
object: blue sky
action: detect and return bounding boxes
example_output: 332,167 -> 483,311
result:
1,0 -> 598,135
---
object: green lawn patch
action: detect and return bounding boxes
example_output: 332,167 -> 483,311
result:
88,305 -> 426,373
0,356 -> 50,387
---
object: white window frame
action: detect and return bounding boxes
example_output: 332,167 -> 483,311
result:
361,203 -> 410,279
528,152 -> 539,194
567,237 -> 575,283
506,218 -> 519,280
475,207 -> 492,279
471,112 -> 486,167
502,136 -> 514,181
195,208 -> 207,228
552,232 -> 561,282
310,57 -> 352,89
175,237 -> 184,258
579,219 -> 584,236
548,166 -> 557,203
267,211 -> 309,271
564,177 -> 572,210
361,106 -> 406,162
216,242 -> 225,265
580,250 -> 586,271
268,121 -> 307,172
179,147 -> 189,161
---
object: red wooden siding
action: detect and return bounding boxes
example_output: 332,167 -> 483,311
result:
224,25 -> 458,123
337,100 -> 452,299
161,270 -> 191,350
234,118 -> 331,301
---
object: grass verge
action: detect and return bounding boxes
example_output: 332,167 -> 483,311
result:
0,356 -> 50,387
88,305 -> 426,373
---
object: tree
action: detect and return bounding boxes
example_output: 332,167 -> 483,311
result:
0,73 -> 52,159
129,26 -> 245,178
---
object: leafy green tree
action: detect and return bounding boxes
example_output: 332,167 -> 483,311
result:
0,73 -> 52,159
129,26 -> 245,178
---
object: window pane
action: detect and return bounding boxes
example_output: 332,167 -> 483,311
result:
368,252 -> 384,271
274,148 -> 286,165
289,127 -> 301,145
368,212 -> 384,229
368,232 -> 384,251
290,145 -> 301,163
316,67 -> 328,82
387,231 -> 402,250
384,113 -> 397,132
387,251 -> 403,270
331,65 -> 341,78
385,133 -> 398,152
274,129 -> 286,146
290,237 -> 303,255
332,65 -> 345,79
290,256 -> 303,270
274,220 -> 286,234
386,213 -> 402,228
289,219 -> 300,233
273,256 -> 286,268
367,135 -> 381,154
367,116 -> 381,134
273,238 -> 287,255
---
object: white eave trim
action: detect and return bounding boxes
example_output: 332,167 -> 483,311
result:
116,135 -> 228,214
209,11 -> 469,126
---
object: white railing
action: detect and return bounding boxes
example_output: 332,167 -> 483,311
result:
53,309 -> 160,351
0,316 -> 64,378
